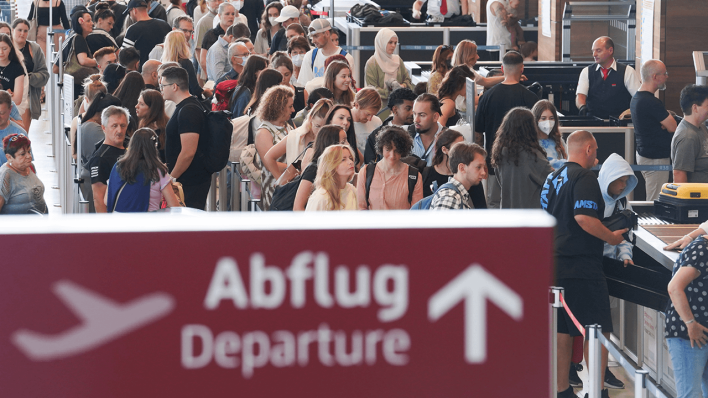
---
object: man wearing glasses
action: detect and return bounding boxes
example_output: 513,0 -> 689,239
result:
148,16 -> 196,62
161,67 -> 211,210
297,19 -> 354,87
216,41 -> 251,85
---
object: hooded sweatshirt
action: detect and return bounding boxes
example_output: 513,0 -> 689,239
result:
598,153 -> 638,261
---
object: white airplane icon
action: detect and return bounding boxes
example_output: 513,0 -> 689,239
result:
12,280 -> 175,361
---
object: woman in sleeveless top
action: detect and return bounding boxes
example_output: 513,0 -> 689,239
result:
27,0 -> 70,56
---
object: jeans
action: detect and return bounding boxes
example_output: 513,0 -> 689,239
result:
667,337 -> 708,398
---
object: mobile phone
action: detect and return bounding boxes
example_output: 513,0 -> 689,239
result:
292,160 -> 302,171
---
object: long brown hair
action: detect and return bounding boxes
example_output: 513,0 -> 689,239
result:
432,128 -> 463,167
248,69 -> 285,119
116,127 -> 168,184
325,61 -> 355,105
138,89 -> 169,149
532,100 -> 567,159
260,2 -> 282,36
431,44 -> 453,74
491,107 -> 546,167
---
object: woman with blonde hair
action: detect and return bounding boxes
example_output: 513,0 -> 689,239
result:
306,144 -> 358,211
161,30 -> 203,97
256,85 -> 295,210
427,45 -> 453,95
325,61 -> 355,106
452,39 -> 505,89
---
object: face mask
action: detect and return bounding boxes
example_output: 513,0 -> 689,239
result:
538,120 -> 555,135
239,54 -> 249,66
231,0 -> 243,10
291,53 -> 304,67
269,16 -> 278,26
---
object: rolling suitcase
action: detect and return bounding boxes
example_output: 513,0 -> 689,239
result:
654,183 -> 708,223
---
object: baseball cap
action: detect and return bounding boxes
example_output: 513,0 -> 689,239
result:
308,19 -> 331,37
275,5 -> 300,23
124,0 -> 148,15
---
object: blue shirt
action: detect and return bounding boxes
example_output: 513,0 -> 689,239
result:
411,123 -> 443,166
0,122 -> 28,166
539,138 -> 567,169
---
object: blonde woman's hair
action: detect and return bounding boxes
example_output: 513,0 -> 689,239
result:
354,87 -> 382,112
303,98 -> 333,133
314,144 -> 354,210
161,30 -> 190,63
83,74 -> 107,104
452,39 -> 477,67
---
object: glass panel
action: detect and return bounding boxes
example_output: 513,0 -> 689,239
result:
624,301 -> 638,356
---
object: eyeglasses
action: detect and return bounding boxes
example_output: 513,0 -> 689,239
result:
159,82 -> 176,90
181,29 -> 194,35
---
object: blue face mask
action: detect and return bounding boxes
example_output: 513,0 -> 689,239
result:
240,55 -> 249,66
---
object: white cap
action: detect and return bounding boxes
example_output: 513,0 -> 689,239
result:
307,18 -> 331,37
275,5 -> 300,23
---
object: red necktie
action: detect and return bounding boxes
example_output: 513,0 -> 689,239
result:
440,0 -> 447,15
601,67 -> 610,81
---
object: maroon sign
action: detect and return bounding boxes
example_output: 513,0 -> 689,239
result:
0,213 -> 554,397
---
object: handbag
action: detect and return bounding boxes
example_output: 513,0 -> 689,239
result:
239,144 -> 261,185
602,198 -> 638,243
27,0 -> 39,42
63,35 -> 99,83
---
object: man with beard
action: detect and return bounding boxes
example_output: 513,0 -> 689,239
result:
630,59 -> 676,200
365,88 -> 418,164
410,93 -> 444,166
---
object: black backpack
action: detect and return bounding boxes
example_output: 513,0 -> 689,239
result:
270,143 -> 314,211
364,162 -> 418,208
198,101 -> 233,174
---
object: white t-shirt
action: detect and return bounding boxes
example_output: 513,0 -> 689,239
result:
486,0 -> 511,48
354,116 -> 383,154
297,46 -> 355,86
306,184 -> 358,211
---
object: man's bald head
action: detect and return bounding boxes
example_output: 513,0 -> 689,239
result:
567,130 -> 598,168
594,36 -> 614,51
141,60 -> 162,87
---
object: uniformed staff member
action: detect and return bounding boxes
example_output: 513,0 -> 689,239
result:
540,130 -> 627,398
575,36 -> 640,119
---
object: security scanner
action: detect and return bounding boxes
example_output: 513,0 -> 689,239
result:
561,2 -> 636,62
692,51 -> 708,85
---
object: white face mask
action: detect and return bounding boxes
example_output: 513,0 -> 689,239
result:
291,53 -> 304,67
538,120 -> 555,136
231,0 -> 243,11
269,16 -> 278,26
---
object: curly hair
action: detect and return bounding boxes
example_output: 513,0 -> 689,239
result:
375,126 -> 413,157
532,100 -> 566,160
257,85 -> 295,122
491,107 -> 546,168
437,65 -> 475,99
314,144 -> 355,210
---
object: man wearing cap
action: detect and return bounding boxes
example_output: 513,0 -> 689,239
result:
121,0 -> 171,71
297,19 -> 354,86
268,5 -> 301,56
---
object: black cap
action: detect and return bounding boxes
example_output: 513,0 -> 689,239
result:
124,0 -> 148,15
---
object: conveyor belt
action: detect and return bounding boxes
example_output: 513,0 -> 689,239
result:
640,224 -> 699,246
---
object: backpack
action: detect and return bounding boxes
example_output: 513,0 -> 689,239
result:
212,79 -> 239,111
198,101 -> 233,174
311,47 -> 348,67
230,114 -> 256,162
364,162 -> 418,208
186,0 -> 197,17
411,181 -> 459,210
270,142 -> 314,211
106,164 -> 151,213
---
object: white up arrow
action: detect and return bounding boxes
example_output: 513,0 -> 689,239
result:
428,264 -> 523,364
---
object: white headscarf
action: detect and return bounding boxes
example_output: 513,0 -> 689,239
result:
373,28 -> 400,82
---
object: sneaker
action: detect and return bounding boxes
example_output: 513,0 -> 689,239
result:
558,386 -> 575,398
569,362 -> 583,387
604,367 -> 625,389
583,389 -> 610,398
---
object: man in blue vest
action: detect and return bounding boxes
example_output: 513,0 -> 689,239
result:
575,37 -> 640,119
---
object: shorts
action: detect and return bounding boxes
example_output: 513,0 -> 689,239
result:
556,278 -> 613,336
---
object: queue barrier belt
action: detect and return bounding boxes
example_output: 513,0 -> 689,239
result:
559,292 -> 586,338
340,45 -> 501,51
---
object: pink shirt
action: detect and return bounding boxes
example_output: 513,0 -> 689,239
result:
148,171 -> 172,211
356,163 -> 423,210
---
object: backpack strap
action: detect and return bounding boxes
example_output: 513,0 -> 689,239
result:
311,48 -> 318,67
246,115 -> 256,145
407,165 -> 417,204
339,49 -> 347,56
364,162 -> 376,208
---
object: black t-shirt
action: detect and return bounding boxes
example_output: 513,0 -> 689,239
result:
630,91 -> 672,159
0,60 -> 25,92
165,96 -> 209,186
62,34 -> 91,64
149,4 -> 168,21
201,26 -> 225,52
20,45 -> 34,75
179,58 -> 203,97
475,83 -> 539,172
268,28 -> 287,55
301,162 -> 317,183
540,162 -> 606,280
86,30 -> 117,54
123,19 -> 172,71
88,144 -> 125,185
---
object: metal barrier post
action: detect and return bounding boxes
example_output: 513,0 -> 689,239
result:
218,166 -> 228,211
75,116 -> 83,181
249,199 -> 260,211
240,178 -> 250,212
230,162 -> 240,211
587,324 -> 603,398
634,369 -> 648,398
207,172 -> 217,211
550,287 -> 564,398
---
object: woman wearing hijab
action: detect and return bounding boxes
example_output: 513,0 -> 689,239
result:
364,28 -> 412,117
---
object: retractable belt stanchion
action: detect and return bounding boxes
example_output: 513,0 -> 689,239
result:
218,165 -> 228,211
240,177 -> 250,212
550,287 -> 563,398
634,369 -> 648,398
75,115 -> 84,213
230,161 -> 240,211
586,324 -> 602,398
